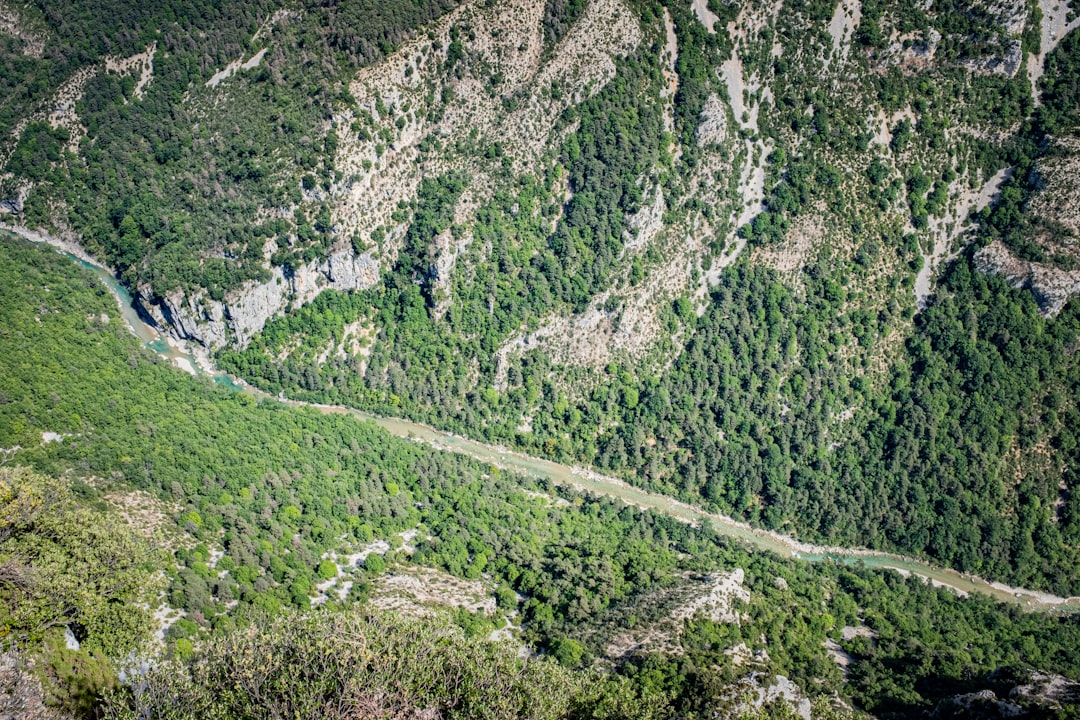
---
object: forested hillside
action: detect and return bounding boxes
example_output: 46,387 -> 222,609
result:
3,0 -> 1080,716
4,229 -> 1080,718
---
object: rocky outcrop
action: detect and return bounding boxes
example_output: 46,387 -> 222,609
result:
715,673 -> 812,720
931,689 -> 1026,718
931,671 -> 1080,717
974,240 -> 1080,317
1010,672 -> 1080,709
137,244 -> 380,350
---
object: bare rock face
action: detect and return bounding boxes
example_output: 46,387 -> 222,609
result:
0,649 -> 67,720
1028,136 -> 1080,240
1009,672 -> 1080,709
930,672 -> 1080,718
137,245 -> 379,350
714,673 -> 812,720
931,689 -> 1025,718
696,94 -> 729,147
974,240 -> 1080,317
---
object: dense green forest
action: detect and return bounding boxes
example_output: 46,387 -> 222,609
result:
222,246 -> 1080,595
1,0 -> 466,296
5,0 -> 1080,715
216,14 -> 1080,595
5,236 -> 1080,718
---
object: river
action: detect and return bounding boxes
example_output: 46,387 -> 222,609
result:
6,227 -> 1080,614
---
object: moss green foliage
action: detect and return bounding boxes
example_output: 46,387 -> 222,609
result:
227,246 -> 1080,594
218,11 -> 1080,595
6,0 -> 1080,713
6,234 -> 1080,719
0,467 -> 160,656
103,609 -> 600,720
0,466 -> 162,715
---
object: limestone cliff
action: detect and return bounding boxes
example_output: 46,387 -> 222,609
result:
137,244 -> 379,350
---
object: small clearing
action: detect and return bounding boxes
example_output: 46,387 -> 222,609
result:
841,624 -> 877,641
206,48 -> 267,88
604,570 -> 749,657
0,0 -> 45,57
826,0 -> 862,71
370,565 -> 496,617
104,488 -> 186,550
691,0 -> 721,32
206,7 -> 296,88
1029,0 -> 1080,103
314,318 -> 375,370
751,214 -> 824,286
716,673 -> 813,720
671,569 -> 750,624
915,166 -> 1011,309
105,42 -> 156,100
3,64 -> 99,163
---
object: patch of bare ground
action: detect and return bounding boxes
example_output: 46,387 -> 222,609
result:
661,8 -> 679,136
603,570 -> 749,658
103,489 -> 188,551
105,42 -> 156,100
332,0 -> 640,269
975,239 -> 1080,316
432,226 -> 474,320
1027,135 -> 1080,251
1002,438 -> 1069,522
751,215 -> 824,287
496,0 -> 799,380
690,0 -> 721,32
205,10 -> 297,89
252,8 -> 301,44
493,187 -> 705,381
522,488 -> 571,507
915,167 -> 1012,309
370,565 -> 497,618
2,65 -> 98,167
0,648 -> 66,720
878,25 -> 941,75
1029,0 -> 1080,103
825,0 -> 862,71
823,639 -> 853,675
314,319 -> 375,373
0,0 -> 45,57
